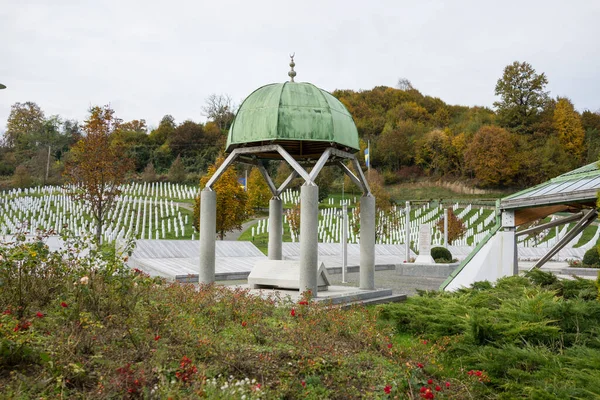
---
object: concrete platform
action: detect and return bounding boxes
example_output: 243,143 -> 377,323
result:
235,284 -> 407,306
396,262 -> 460,278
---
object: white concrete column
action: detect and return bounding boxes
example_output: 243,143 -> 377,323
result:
501,210 -> 518,275
360,194 -> 376,290
198,189 -> 216,284
268,197 -> 283,260
299,184 -> 319,296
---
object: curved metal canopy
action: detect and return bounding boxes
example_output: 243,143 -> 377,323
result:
226,82 -> 360,160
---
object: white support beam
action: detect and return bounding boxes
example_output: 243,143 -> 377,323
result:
256,164 -> 278,196
330,148 -> 356,160
276,145 -> 313,184
308,148 -> 332,182
351,157 -> 371,195
276,171 -> 299,196
204,149 -> 239,189
337,161 -> 361,189
532,209 -> 598,270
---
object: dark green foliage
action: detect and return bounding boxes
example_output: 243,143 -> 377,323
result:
583,247 -> 600,267
379,272 -> 600,398
524,268 -> 558,286
430,246 -> 452,262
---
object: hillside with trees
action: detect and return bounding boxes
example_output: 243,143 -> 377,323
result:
334,61 -> 600,188
1,62 -> 598,190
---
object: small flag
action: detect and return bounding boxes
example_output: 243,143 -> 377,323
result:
238,177 -> 246,191
364,147 -> 370,168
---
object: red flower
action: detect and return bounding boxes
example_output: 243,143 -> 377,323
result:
36,312 -> 44,318
60,302 -> 68,308
420,386 -> 427,393
2,309 -> 11,315
467,370 -> 474,376
301,380 -> 306,387
241,321 -> 247,327
445,382 -> 450,388
387,343 -> 393,349
290,308 -> 296,317
475,370 -> 482,377
13,321 -> 32,332
384,385 -> 392,394
417,363 -> 424,368
422,340 -> 428,345
298,300 -> 309,305
435,385 -> 441,391
154,335 -> 161,341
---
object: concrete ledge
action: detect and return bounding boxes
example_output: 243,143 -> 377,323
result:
236,284 -> 401,306
326,264 -> 396,275
176,271 -> 251,283
175,264 -> 398,283
396,262 -> 460,278
559,267 -> 600,277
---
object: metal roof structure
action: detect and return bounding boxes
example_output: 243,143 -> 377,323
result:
226,82 -> 360,160
500,161 -> 600,226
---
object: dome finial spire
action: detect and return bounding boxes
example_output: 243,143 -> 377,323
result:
288,53 -> 296,82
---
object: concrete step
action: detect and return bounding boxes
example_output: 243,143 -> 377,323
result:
325,288 -> 393,305
340,293 -> 407,308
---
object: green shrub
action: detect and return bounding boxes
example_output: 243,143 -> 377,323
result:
431,246 -> 452,262
583,247 -> 600,267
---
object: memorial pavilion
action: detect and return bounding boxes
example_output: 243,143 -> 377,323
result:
197,57 -> 377,296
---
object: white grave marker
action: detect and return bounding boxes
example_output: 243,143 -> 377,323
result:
414,224 -> 435,264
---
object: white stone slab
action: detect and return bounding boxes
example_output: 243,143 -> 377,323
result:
248,260 -> 330,291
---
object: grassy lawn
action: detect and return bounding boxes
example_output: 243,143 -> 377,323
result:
385,183 -> 509,203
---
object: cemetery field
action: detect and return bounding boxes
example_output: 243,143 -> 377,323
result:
2,184 -> 600,261
1,234 -> 599,398
243,192 -> 600,260
0,183 -> 198,241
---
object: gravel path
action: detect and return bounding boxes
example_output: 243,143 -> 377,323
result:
223,218 -> 259,241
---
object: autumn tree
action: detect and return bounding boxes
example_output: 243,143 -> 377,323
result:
12,165 -> 32,188
582,110 -> 600,162
494,61 -> 550,133
142,162 -> 158,182
464,125 -> 518,187
5,102 -> 44,150
65,105 -> 133,243
553,97 -> 585,161
436,208 -> 466,245
415,129 -> 458,176
286,204 -> 301,238
168,155 -> 186,183
193,156 -> 248,240
246,167 -> 271,212
112,119 -> 150,172
367,168 -> 392,212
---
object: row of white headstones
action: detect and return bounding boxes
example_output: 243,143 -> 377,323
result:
250,198 -> 498,247
2,184 -> 598,250
250,197 -> 599,250
0,183 -> 194,242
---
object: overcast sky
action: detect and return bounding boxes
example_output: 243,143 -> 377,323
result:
1,0 -> 599,134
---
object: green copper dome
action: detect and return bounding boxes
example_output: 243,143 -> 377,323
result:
226,82 -> 359,159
